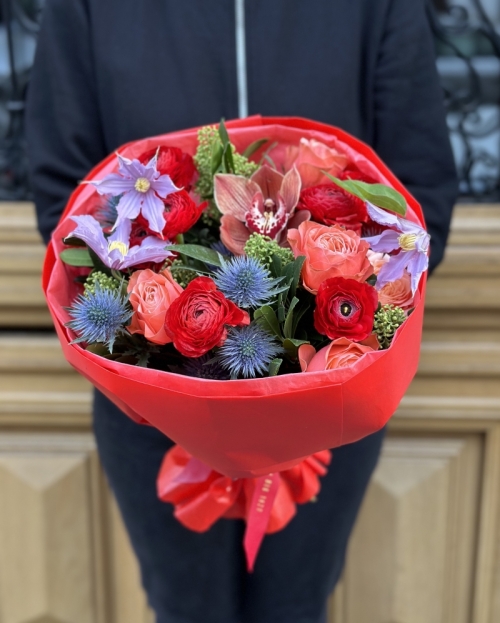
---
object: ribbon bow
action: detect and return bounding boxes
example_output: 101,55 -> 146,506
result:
157,445 -> 331,570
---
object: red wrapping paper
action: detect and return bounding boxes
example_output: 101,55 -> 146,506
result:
43,116 -> 426,479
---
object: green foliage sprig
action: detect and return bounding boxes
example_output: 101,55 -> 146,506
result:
374,304 -> 407,349
244,233 -> 294,270
169,259 -> 200,288
84,271 -> 120,295
193,121 -> 260,201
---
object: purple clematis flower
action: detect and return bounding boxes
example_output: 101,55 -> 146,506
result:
86,153 -> 180,234
364,203 -> 430,294
68,215 -> 173,270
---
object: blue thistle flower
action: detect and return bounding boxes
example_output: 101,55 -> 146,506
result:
95,194 -> 121,228
210,241 -> 233,257
219,323 -> 282,378
182,354 -> 230,380
67,283 -> 132,351
214,256 -> 284,309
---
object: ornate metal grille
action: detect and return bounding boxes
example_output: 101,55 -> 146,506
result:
0,0 -> 40,199
0,0 -> 499,201
429,0 -> 500,200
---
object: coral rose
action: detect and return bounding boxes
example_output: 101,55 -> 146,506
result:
378,271 -> 414,310
296,183 -> 368,234
314,277 -> 378,341
284,139 -> 349,188
287,221 -> 373,293
299,335 -> 379,372
127,269 -> 183,345
164,277 -> 250,358
139,146 -> 196,190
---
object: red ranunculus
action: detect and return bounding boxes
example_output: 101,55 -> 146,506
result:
129,191 -> 205,244
164,277 -> 250,358
314,277 -> 378,342
339,166 -> 378,184
163,190 -> 206,240
129,213 -> 151,247
139,146 -> 196,190
296,184 -> 368,234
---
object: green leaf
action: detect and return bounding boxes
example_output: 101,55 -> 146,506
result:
243,138 -> 269,159
277,304 -> 286,323
291,299 -> 311,337
135,351 -> 151,368
283,297 -> 299,339
270,253 -> 282,279
283,338 -> 309,360
324,174 -> 407,217
164,244 -> 223,268
268,358 -> 283,376
254,306 -> 282,340
366,274 -> 377,287
263,154 -> 277,169
223,144 -> 235,173
60,248 -> 93,267
86,343 -> 111,357
259,141 -> 278,166
283,256 -> 305,299
211,143 -> 223,176
88,248 -> 113,275
218,119 -> 230,147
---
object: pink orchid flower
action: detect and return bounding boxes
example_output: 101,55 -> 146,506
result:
213,165 -> 308,255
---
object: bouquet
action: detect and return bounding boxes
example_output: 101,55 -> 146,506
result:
43,116 -> 428,568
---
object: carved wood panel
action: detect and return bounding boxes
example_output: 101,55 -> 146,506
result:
329,434 -> 482,623
0,433 -> 108,623
106,495 -> 154,623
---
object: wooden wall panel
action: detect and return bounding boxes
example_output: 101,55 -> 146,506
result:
329,434 -> 482,623
0,433 -> 107,623
107,496 -> 154,623
0,201 -> 499,622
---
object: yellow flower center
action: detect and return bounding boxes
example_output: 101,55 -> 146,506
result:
108,241 -> 129,257
134,177 -> 151,193
398,233 -> 418,251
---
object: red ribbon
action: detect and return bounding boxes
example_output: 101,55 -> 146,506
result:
157,445 -> 331,570
244,473 -> 282,571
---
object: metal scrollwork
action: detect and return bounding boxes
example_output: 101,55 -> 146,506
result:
0,0 -> 41,200
429,0 -> 500,200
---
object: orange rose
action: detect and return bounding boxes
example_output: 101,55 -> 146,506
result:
127,269 -> 183,345
284,138 -> 349,187
299,335 -> 379,372
378,271 -> 414,310
287,221 -> 372,293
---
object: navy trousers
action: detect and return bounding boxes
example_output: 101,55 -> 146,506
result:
93,390 -> 385,623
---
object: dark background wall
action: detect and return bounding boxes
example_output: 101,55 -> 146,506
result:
0,0 -> 499,202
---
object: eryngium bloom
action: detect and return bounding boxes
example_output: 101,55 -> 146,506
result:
219,323 -> 282,378
67,284 -> 132,351
214,256 -> 284,309
182,354 -> 230,380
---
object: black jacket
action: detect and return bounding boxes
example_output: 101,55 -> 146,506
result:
26,0 -> 458,271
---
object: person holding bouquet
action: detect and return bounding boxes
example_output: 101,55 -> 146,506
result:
26,1 -> 457,622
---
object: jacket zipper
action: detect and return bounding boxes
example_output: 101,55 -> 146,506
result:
234,0 -> 249,118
